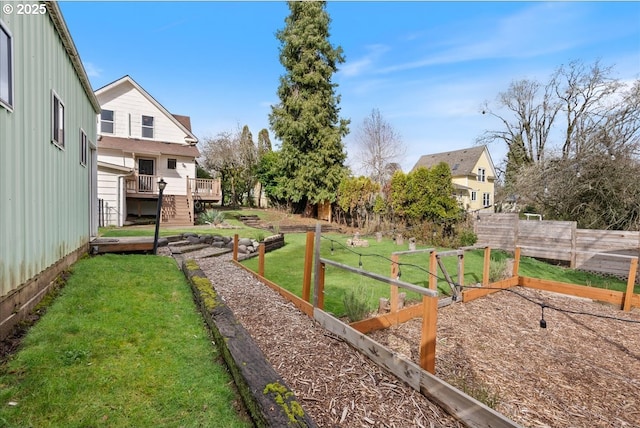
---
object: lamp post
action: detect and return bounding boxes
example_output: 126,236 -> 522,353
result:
153,178 -> 167,255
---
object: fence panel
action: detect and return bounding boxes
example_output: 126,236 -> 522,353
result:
476,215 -> 640,281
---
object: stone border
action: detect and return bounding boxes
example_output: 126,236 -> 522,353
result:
182,259 -> 316,428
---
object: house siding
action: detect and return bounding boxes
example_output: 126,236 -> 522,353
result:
0,2 -> 98,298
97,80 -> 188,143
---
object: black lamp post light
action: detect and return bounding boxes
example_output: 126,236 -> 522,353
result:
153,178 -> 167,255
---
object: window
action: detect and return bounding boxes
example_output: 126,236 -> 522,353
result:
80,129 -> 87,166
483,193 -> 491,208
142,115 -> 154,138
0,19 -> 13,110
52,91 -> 65,148
100,109 -> 114,133
477,168 -> 486,182
471,191 -> 477,202
167,158 -> 177,169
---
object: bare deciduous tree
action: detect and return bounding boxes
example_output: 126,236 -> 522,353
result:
354,108 -> 405,185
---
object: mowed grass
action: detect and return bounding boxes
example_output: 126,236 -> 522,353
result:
0,254 -> 250,428
241,233 -> 634,317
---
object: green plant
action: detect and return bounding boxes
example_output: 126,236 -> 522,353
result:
197,209 -> 226,225
255,231 -> 266,242
458,229 -> 477,247
0,255 -> 250,427
343,285 -> 372,322
489,257 -> 508,282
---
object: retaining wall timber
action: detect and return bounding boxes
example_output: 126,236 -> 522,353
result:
182,259 -> 316,428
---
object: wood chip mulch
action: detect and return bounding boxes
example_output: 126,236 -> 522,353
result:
185,248 -> 640,427
193,252 -> 463,428
370,288 -> 640,428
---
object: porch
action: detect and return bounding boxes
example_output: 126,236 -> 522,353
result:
125,174 -> 222,202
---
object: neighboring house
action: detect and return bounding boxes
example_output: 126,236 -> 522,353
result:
0,2 -> 100,338
94,75 -> 221,226
412,145 -> 496,212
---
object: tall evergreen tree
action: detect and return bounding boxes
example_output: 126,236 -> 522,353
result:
257,128 -> 272,157
269,1 -> 349,215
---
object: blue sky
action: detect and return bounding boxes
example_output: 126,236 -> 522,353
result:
59,1 -> 640,173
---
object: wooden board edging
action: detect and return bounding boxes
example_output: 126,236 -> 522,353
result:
518,276 -> 626,306
462,277 -> 519,302
183,260 -> 317,428
350,304 -> 424,334
314,309 -> 521,428
233,260 -> 314,318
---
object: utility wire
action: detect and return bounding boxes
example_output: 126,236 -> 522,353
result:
320,234 -> 640,327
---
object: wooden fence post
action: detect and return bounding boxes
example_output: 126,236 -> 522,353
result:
429,251 -> 437,291
318,262 -> 325,310
420,295 -> 438,374
623,257 -> 638,312
258,243 -> 265,277
312,223 -> 322,307
482,246 -> 491,286
457,251 -> 464,288
302,231 -> 314,302
233,234 -> 239,261
512,247 -> 521,278
390,254 -> 399,313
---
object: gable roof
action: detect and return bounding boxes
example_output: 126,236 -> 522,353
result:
412,146 -> 495,178
99,136 -> 200,158
95,75 -> 198,144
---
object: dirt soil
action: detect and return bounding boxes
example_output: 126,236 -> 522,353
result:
370,288 -> 640,427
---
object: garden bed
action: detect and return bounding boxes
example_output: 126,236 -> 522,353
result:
370,288 -> 640,427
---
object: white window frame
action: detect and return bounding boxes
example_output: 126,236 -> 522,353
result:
471,191 -> 477,202
167,158 -> 177,170
51,90 -> 65,149
100,109 -> 114,134
142,115 -> 154,139
477,168 -> 486,182
483,192 -> 491,208
0,18 -> 13,111
80,129 -> 87,167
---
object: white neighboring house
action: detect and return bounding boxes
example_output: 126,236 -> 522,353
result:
95,75 -> 220,226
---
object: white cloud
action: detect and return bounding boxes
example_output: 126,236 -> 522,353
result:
340,44 -> 390,77
83,62 -> 102,78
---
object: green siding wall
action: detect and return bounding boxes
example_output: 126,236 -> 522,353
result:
0,2 -> 97,298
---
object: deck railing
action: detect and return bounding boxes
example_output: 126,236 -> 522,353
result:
188,178 -> 222,199
126,174 -> 158,194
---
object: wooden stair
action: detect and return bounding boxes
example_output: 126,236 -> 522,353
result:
161,195 -> 194,226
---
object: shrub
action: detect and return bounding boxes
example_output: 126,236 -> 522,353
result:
489,257 -> 508,282
197,210 -> 225,225
458,230 -> 477,247
343,286 -> 371,322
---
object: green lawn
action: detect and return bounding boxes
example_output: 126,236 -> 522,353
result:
0,255 -> 251,428
241,233 -> 635,318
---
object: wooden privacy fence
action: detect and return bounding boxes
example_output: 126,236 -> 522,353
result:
476,213 -> 640,281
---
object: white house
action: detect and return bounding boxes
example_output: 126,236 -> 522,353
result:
412,145 -> 497,213
95,75 -> 220,226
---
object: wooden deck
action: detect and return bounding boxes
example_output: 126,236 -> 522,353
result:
91,237 -> 168,254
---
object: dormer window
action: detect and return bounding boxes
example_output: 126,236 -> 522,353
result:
100,109 -> 114,134
142,115 -> 154,138
477,168 -> 486,182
